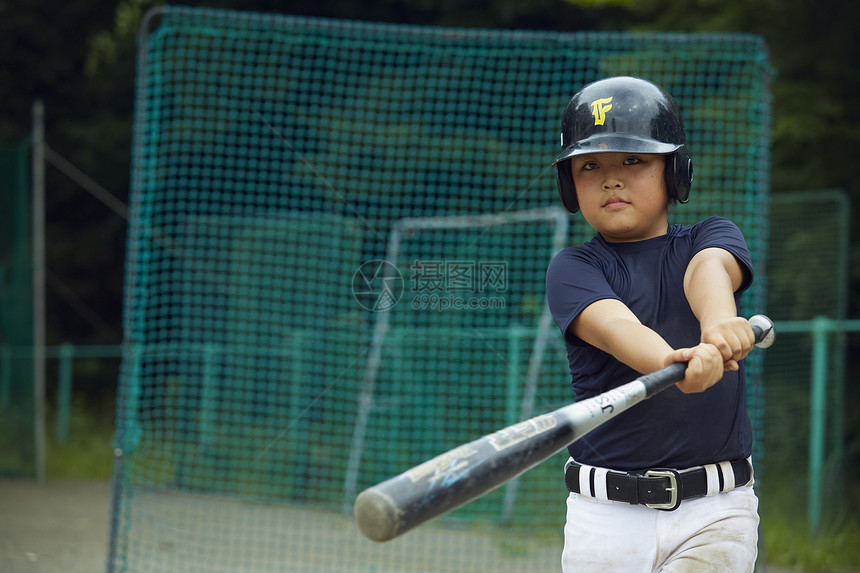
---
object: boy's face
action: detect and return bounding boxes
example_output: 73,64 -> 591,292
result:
570,152 -> 670,243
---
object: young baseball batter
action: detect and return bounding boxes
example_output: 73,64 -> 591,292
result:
545,76 -> 760,572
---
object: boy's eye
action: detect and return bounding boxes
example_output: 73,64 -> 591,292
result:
623,156 -> 641,165
581,161 -> 598,171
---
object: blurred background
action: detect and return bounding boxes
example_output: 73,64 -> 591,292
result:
1,0 -> 858,571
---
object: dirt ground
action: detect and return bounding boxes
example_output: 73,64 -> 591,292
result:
0,479 -> 810,573
0,480 -> 111,573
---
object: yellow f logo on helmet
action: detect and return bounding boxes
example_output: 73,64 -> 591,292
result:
590,97 -> 613,126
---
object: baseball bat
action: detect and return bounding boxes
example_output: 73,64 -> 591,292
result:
354,315 -> 775,542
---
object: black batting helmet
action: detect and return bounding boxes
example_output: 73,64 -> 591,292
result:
553,76 -> 692,214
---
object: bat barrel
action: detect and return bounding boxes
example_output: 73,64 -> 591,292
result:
354,487 -> 402,543
355,410 -> 577,542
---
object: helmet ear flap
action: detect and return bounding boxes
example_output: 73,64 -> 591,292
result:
556,160 -> 579,213
667,148 -> 693,204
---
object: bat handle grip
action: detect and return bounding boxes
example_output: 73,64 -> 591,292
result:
641,315 -> 774,398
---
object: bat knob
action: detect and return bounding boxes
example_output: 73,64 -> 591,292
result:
749,314 -> 775,348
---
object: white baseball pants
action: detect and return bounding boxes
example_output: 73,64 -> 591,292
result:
561,484 -> 759,572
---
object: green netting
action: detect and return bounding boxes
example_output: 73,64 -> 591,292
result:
763,190 -> 850,528
0,139 -> 35,478
110,7 -> 772,572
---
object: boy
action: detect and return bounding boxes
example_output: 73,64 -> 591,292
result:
545,76 -> 760,572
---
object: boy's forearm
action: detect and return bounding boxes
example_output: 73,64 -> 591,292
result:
685,263 -> 737,329
683,248 -> 744,330
603,320 -> 677,375
573,299 -> 675,375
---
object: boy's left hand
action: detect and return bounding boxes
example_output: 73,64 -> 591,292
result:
700,317 -> 756,371
664,343 -> 725,393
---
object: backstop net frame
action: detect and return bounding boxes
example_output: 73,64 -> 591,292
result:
109,7 -> 772,571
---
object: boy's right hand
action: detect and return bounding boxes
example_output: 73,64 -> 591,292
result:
664,343 -> 725,394
700,317 -> 756,371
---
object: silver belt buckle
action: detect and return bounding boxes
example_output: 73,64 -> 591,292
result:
644,469 -> 681,510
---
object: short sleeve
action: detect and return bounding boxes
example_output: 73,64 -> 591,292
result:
545,246 -> 621,343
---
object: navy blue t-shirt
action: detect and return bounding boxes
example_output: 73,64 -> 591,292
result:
545,216 -> 754,470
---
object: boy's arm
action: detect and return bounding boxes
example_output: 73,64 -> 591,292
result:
571,299 -> 673,375
683,247 -> 756,371
571,298 -> 725,393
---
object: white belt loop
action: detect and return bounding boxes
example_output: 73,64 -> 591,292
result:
593,467 -> 610,502
719,461 -> 735,492
578,463 -> 594,497
704,463 -> 721,496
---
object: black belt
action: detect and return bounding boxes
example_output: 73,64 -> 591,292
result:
564,458 -> 752,511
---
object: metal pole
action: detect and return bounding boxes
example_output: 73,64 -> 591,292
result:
32,100 -> 46,483
501,326 -> 523,522
57,344 -> 74,444
808,315 -> 829,537
0,346 -> 11,407
504,326 -> 521,426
